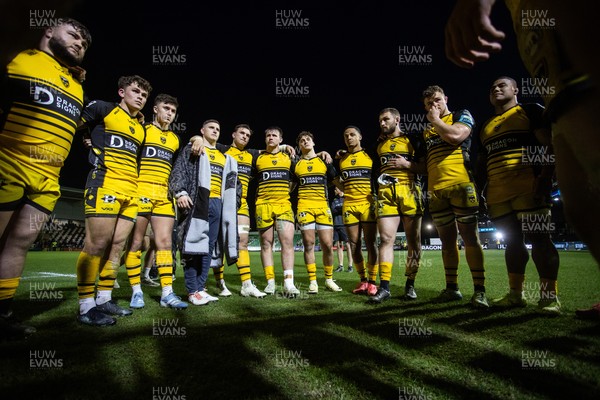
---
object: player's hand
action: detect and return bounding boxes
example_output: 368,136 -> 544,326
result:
177,195 -> 194,209
82,137 -> 92,149
444,0 -> 506,68
318,151 -> 333,164
426,105 -> 441,123
335,149 -> 347,159
282,144 -> 296,158
190,135 -> 205,155
136,112 -> 145,124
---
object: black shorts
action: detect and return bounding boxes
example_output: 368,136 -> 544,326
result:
333,225 -> 348,242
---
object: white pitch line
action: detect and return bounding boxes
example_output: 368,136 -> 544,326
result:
21,272 -> 77,279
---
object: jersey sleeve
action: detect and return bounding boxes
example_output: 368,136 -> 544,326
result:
453,109 -> 475,131
80,100 -> 114,127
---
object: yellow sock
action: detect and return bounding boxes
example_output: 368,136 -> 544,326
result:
355,261 -> 367,280
156,250 -> 173,288
379,262 -> 392,282
368,263 -> 379,283
98,259 -> 118,292
126,250 -> 142,287
76,252 -> 101,299
264,265 -> 275,281
324,265 -> 333,280
237,250 -> 251,282
213,266 -> 224,281
466,245 -> 485,288
0,277 -> 20,301
306,263 -> 317,281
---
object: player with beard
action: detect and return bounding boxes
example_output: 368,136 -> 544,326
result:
0,19 -> 91,338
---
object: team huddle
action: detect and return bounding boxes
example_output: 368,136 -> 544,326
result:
0,18 -> 564,334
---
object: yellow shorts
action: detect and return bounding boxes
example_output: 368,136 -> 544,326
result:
238,198 -> 250,218
488,192 -> 551,221
0,150 -> 59,214
84,187 -> 138,221
377,182 -> 423,218
342,201 -> 376,226
296,205 -> 333,229
255,201 -> 294,230
429,182 -> 479,226
138,196 -> 175,218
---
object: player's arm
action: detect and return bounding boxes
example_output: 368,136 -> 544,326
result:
189,134 -> 205,155
317,150 -> 333,164
429,109 -> 474,146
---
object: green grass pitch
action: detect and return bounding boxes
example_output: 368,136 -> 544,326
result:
1,249 -> 599,399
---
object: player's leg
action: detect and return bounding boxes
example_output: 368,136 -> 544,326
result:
259,225 -> 276,294
151,215 -> 186,308
401,214 -> 422,300
363,222 -> 379,295
276,218 -> 298,296
347,223 -> 367,293
96,216 -> 135,315
318,225 -> 339,292
0,206 -> 45,337
125,216 -> 150,308
300,226 -> 318,293
374,215 -> 400,302
237,214 -> 266,298
76,215 -> 119,325
489,213 -> 529,308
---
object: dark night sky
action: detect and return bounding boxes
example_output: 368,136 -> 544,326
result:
4,0 -> 533,189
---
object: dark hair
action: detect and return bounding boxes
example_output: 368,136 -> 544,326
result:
265,126 -> 283,138
234,124 -> 253,135
493,76 -> 518,88
422,85 -> 445,100
118,75 -> 152,93
344,125 -> 361,134
59,18 -> 92,47
154,93 -> 179,108
296,130 -> 314,145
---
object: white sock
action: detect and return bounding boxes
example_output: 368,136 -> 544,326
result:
79,297 -> 96,315
96,290 -> 112,305
284,270 -> 294,288
132,284 -> 142,294
162,285 -> 173,298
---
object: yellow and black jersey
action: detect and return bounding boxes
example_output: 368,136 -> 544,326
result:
137,124 -> 180,199
218,144 -> 259,202
377,135 -> 417,183
480,104 -> 546,200
0,49 -> 84,179
293,156 -> 336,208
81,100 -> 146,195
253,151 -> 294,205
338,150 -> 373,205
205,147 -> 226,198
423,110 -> 474,191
